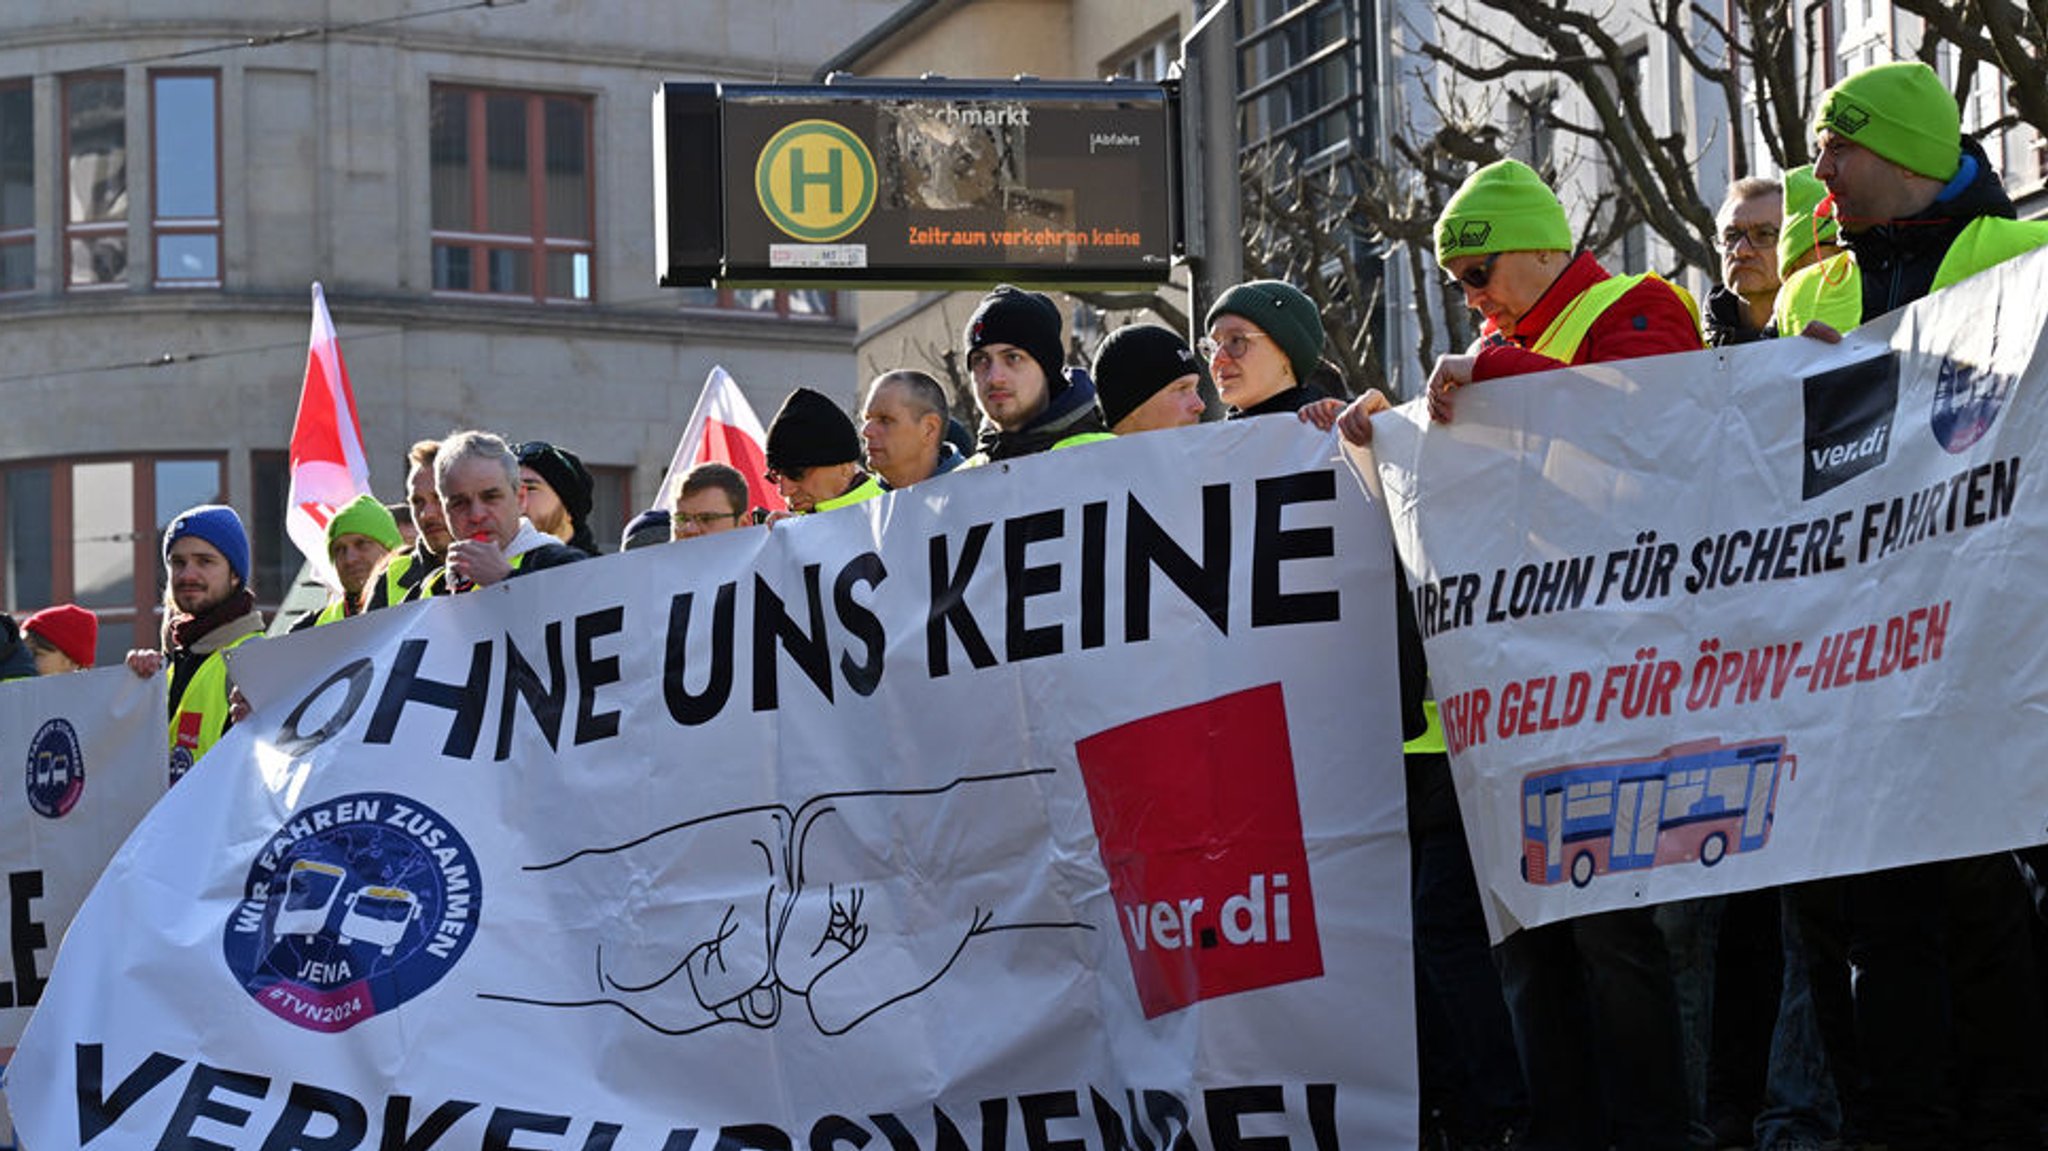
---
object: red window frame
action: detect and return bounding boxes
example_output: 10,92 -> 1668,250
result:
430,85 -> 596,304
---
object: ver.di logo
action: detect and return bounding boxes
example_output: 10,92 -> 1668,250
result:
222,792 -> 481,1033
25,717 -> 84,819
755,119 -> 877,243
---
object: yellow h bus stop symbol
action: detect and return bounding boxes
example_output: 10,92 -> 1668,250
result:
755,120 -> 877,243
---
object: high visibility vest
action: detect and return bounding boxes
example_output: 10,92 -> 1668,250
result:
814,474 -> 885,513
376,553 -> 417,606
168,630 -> 261,783
1528,273 -> 1702,364
311,598 -> 350,627
1403,699 -> 1447,756
962,431 -> 1117,469
1775,216 -> 2048,335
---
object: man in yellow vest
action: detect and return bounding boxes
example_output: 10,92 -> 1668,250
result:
289,494 -> 401,631
125,505 -> 266,783
1777,61 -> 2048,337
1776,61 -> 2048,1151
368,439 -> 452,609
420,430 -> 586,594
762,387 -> 882,517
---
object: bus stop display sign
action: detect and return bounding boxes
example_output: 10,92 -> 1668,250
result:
656,81 -> 1177,288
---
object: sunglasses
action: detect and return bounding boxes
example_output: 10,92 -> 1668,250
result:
1447,251 -> 1502,291
764,466 -> 806,485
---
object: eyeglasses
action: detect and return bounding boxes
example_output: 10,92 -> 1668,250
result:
1718,224 -> 1781,251
1446,251 -> 1502,291
1198,331 -> 1268,362
672,511 -> 743,529
764,466 -> 805,485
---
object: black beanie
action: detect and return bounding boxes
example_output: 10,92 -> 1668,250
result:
964,285 -> 1067,392
766,387 -> 861,472
516,440 -> 598,554
1092,325 -> 1201,428
516,440 -> 594,521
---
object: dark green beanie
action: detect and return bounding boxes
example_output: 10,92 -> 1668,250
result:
1204,280 -> 1324,385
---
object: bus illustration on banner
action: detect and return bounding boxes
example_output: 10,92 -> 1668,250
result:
1521,737 -> 1793,887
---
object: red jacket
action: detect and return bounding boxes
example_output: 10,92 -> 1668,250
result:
1472,252 -> 1703,381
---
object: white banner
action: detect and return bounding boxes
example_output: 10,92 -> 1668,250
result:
7,421 -> 1416,1150
0,666 -> 166,1146
1363,247 -> 2048,938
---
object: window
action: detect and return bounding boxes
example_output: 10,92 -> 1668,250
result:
0,454 -> 226,663
676,286 -> 836,319
151,71 -> 221,287
64,72 -> 126,290
430,85 -> 594,303
1107,25 -> 1180,82
0,80 -> 30,294
1235,0 -> 1363,168
586,464 -> 633,554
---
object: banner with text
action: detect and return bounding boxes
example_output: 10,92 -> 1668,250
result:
6,421 -> 1416,1151
1363,247 -> 2048,938
0,667 -> 165,1144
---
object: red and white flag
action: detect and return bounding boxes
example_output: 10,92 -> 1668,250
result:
285,282 -> 373,590
657,365 -> 785,514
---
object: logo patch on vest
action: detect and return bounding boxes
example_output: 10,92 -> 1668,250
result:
1931,356 -> 2013,454
223,792 -> 482,1033
1801,353 -> 1898,499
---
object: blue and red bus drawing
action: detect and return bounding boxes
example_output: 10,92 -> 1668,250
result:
1521,737 -> 1793,887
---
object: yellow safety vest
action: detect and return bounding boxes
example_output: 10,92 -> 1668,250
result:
1775,216 -> 2048,335
376,553 -> 417,606
814,474 -> 886,513
1403,699 -> 1446,756
1527,273 -> 1702,364
961,431 -> 1117,469
168,630 -> 262,783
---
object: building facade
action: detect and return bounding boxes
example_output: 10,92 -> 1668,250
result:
0,0 -> 898,658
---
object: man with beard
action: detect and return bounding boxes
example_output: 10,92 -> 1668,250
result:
125,505 -> 267,781
370,439 -> 453,608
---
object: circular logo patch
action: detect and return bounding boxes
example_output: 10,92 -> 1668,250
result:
1931,356 -> 2012,454
222,792 -> 481,1033
25,717 -> 84,818
755,119 -> 877,242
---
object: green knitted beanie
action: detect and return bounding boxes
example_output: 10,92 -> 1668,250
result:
1813,61 -> 1959,181
1434,159 -> 1573,265
1777,164 -> 1841,278
1205,280 -> 1325,385
326,493 -> 402,552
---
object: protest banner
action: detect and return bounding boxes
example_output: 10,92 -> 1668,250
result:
0,667 -> 166,1146
1361,247 -> 2048,938
6,420 -> 1416,1150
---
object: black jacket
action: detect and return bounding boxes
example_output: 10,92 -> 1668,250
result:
1845,137 -> 2013,324
1228,382 -> 1328,419
1703,284 -> 1771,347
975,367 -> 1110,461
